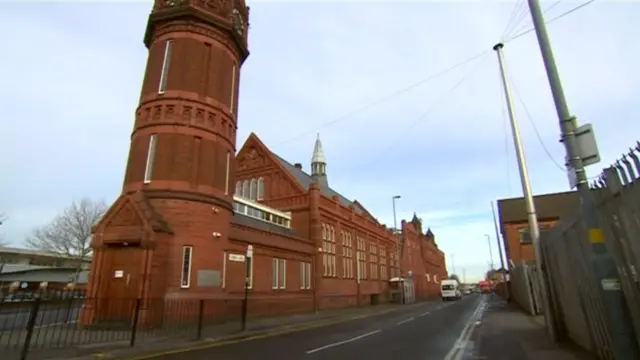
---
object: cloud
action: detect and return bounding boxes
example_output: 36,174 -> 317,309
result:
1,1 -> 638,281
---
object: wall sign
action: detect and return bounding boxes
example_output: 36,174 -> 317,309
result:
114,270 -> 124,278
229,254 -> 246,262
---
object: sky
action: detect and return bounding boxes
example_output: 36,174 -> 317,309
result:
1,0 -> 638,283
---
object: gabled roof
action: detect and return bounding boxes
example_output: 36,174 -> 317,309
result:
270,152 -> 365,216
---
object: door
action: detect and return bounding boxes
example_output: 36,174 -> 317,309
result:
98,247 -> 142,323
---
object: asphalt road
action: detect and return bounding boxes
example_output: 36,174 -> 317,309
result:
154,294 -> 485,360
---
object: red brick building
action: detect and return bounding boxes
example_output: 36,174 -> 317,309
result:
399,215 -> 448,299
497,191 -> 580,266
81,0 -> 447,324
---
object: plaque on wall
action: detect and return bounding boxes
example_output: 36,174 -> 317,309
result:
197,270 -> 221,287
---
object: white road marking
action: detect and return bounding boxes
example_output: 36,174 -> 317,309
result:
396,317 -> 414,325
443,300 -> 485,360
305,330 -> 381,354
418,311 -> 431,317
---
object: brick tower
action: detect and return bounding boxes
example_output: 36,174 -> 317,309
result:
85,0 -> 250,317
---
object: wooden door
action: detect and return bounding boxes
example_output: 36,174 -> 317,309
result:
98,247 -> 142,323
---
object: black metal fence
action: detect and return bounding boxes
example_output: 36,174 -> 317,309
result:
0,291 -> 356,360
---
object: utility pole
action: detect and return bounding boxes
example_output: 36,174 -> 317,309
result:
526,0 -> 639,356
492,201 -> 510,299
493,42 -> 552,337
484,234 -> 495,270
451,254 -> 456,277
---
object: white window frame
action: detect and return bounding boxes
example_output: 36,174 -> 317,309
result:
230,65 -> 236,114
242,180 -> 249,198
257,177 -> 264,200
279,258 -> 286,289
249,178 -> 257,200
224,151 -> 231,194
272,258 -> 286,289
144,134 -> 158,183
158,40 -> 173,94
180,246 -> 193,288
235,181 -> 242,196
272,258 -> 278,289
300,262 -> 311,289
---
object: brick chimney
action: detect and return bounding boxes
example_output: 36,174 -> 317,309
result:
294,163 -> 302,170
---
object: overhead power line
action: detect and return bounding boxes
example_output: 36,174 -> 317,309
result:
506,0 -> 597,42
359,53 -> 492,169
503,55 -> 601,180
272,49 -> 491,149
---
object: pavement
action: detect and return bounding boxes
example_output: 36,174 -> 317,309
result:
71,294 -> 486,360
464,295 -> 596,360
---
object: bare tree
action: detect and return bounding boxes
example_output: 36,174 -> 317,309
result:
26,198 -> 107,258
0,212 -> 7,246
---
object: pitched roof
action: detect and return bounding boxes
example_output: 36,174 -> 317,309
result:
270,152 -> 365,216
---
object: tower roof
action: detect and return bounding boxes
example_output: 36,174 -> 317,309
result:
311,133 -> 326,164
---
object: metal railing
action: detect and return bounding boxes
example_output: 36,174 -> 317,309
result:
0,290 -> 404,360
509,141 -> 640,359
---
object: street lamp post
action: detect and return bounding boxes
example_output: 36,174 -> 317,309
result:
241,244 -> 253,331
392,195 -> 402,304
485,234 -> 495,270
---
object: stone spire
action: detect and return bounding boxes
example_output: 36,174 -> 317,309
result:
311,133 -> 328,188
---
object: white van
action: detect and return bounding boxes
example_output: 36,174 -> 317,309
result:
441,279 -> 462,301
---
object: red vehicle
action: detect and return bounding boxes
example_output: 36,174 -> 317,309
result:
479,280 -> 491,294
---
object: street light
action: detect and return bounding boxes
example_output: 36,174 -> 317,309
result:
485,234 -> 495,270
241,244 -> 253,331
392,195 -> 402,304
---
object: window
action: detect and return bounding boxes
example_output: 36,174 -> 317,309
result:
322,224 -> 336,277
369,243 -> 378,279
180,246 -> 193,288
230,65 -> 236,114
158,40 -> 173,94
300,262 -> 312,289
257,177 -> 265,200
272,258 -> 286,289
356,236 -> 367,280
519,227 -> 532,244
380,248 -> 387,280
225,152 -> 231,195
235,181 -> 242,196
144,134 -> 158,183
249,179 -> 257,200
242,180 -> 249,198
342,231 -> 354,279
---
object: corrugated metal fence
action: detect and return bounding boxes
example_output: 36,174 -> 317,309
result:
510,141 -> 640,360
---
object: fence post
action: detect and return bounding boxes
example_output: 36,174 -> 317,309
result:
20,297 -> 42,360
196,299 -> 204,340
130,299 -> 141,347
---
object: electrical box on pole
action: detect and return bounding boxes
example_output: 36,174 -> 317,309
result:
564,123 -> 601,189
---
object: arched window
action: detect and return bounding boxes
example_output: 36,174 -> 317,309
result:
249,179 -> 258,200
235,181 -> 242,196
257,177 -> 265,200
242,180 -> 249,198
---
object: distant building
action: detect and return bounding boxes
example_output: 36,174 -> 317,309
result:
0,246 -> 91,295
497,191 -> 580,265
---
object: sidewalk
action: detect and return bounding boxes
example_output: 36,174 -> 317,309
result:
7,300 -> 430,360
468,296 -> 595,360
